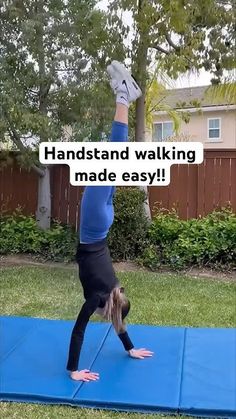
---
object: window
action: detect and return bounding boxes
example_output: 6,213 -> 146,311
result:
153,122 -> 174,141
208,118 -> 221,140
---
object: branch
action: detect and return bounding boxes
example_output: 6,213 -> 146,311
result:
30,163 -> 46,177
28,89 -> 39,95
54,68 -> 79,72
165,34 -> 181,51
153,34 -> 193,68
147,98 -> 167,115
146,67 -> 159,91
165,34 -> 194,67
151,45 -> 170,55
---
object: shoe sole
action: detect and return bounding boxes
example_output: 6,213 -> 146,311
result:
107,61 -> 142,99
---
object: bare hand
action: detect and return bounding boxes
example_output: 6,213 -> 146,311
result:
129,348 -> 154,359
70,369 -> 100,382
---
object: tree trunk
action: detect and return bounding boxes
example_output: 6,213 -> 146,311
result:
133,4 -> 151,220
135,94 -> 146,142
36,166 -> 51,230
136,75 -> 151,220
134,42 -> 148,143
140,185 -> 152,220
36,0 -> 52,229
134,0 -> 149,143
136,80 -> 151,220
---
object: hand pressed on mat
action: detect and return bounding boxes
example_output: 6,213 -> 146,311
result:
70,369 -> 99,382
128,348 -> 154,359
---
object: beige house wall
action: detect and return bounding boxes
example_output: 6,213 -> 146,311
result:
150,109 -> 236,148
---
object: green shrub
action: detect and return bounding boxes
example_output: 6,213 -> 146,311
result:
0,211 -> 77,262
41,223 -> 77,262
0,212 -> 43,254
0,187 -> 149,262
108,187 -> 149,260
142,207 -> 236,270
141,244 -> 161,271
148,210 -> 185,245
1,203 -> 234,269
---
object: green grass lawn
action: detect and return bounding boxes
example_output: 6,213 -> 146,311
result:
0,265 -> 235,419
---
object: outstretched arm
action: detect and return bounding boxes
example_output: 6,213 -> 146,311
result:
118,329 -> 154,359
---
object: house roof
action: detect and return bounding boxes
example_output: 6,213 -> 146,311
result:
162,85 -> 234,109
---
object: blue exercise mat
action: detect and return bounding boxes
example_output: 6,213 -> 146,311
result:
0,316 -> 235,417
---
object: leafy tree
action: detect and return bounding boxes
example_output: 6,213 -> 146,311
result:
109,0 -> 235,141
107,0 -> 234,220
205,81 -> 236,105
0,0 -> 124,228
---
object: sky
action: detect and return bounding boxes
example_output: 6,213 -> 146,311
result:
97,0 -> 213,88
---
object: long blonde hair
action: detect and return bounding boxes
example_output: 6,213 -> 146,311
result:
102,287 -> 129,334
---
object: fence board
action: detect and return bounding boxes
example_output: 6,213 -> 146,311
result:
58,166 -> 69,223
204,158 -> 215,215
187,165 -> 198,219
213,157 -> 221,208
148,184 -> 169,215
220,158 -> 231,205
0,163 -> 38,215
231,158 -> 236,210
177,165 -> 189,219
67,184 -> 77,226
168,165 -> 180,212
197,160 -> 206,217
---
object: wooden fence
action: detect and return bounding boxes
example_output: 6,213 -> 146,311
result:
149,149 -> 236,219
0,149 -> 235,229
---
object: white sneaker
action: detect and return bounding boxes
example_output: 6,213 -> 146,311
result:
107,60 -> 142,103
